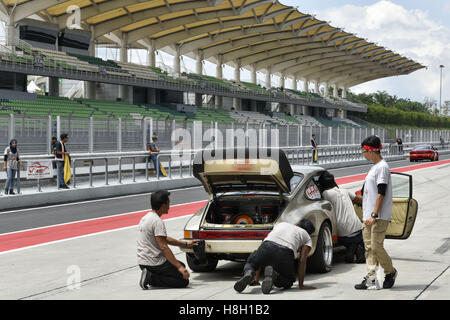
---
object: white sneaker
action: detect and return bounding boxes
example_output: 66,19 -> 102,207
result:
367,278 -> 382,290
355,277 -> 381,290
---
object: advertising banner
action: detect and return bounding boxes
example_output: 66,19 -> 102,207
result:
27,160 -> 53,179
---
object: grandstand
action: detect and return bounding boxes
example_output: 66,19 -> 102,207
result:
0,0 -> 425,142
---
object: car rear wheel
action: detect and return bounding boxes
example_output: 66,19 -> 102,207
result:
186,253 -> 218,272
307,222 -> 333,273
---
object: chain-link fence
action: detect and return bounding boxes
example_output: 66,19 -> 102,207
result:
2,114 -> 450,155
94,118 -> 118,152
13,115 -> 49,154
59,116 -> 90,153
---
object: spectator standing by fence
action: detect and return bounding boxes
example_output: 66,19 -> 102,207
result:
311,134 -> 318,164
148,136 -> 164,177
396,137 -> 403,154
55,133 -> 70,189
3,139 -> 22,195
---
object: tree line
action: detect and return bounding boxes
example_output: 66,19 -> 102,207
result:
347,90 -> 450,129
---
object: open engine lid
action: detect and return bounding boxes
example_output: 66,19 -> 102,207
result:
193,148 -> 293,196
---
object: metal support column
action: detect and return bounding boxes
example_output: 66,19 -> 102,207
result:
117,118 -> 122,152
8,114 -> 15,141
89,117 -> 94,153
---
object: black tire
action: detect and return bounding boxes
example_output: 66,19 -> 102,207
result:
307,222 -> 333,273
186,253 -> 218,272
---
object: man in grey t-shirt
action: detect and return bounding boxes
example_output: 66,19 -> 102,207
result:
138,190 -> 199,289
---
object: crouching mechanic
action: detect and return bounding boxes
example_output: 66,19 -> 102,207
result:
137,190 -> 199,289
234,220 -> 316,294
318,171 -> 366,264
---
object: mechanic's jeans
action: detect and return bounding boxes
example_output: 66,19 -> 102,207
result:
139,260 -> 189,288
337,230 -> 365,248
5,168 -> 17,191
244,241 -> 296,289
363,220 -> 393,278
57,161 -> 65,187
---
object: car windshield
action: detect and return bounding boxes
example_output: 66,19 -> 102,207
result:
413,146 -> 432,150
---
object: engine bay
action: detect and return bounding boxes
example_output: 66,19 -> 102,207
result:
205,197 -> 285,225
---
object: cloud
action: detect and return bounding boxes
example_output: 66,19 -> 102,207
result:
445,2 -> 450,13
312,0 -> 450,103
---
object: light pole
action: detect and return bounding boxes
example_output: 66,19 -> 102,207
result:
440,65 -> 445,116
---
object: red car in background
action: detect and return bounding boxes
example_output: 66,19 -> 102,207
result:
410,145 -> 439,162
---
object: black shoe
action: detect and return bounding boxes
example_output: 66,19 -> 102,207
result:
139,268 -> 152,290
234,271 -> 254,293
383,268 -> 398,289
60,185 -> 69,189
345,244 -> 358,263
4,189 -> 9,195
355,277 -> 378,290
355,244 -> 366,264
8,190 -> 15,195
262,266 -> 277,294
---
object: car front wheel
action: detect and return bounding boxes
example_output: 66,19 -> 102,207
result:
307,222 -> 333,273
186,253 -> 218,272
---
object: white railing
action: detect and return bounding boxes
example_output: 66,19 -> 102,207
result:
2,142 -> 449,195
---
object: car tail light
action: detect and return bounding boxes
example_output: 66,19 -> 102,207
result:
332,235 -> 338,243
184,231 -> 199,239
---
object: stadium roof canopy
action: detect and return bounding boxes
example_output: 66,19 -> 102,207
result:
0,0 -> 425,88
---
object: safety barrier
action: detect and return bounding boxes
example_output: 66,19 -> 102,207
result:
1,141 -> 449,196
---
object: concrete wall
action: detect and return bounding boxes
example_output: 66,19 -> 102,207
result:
221,96 -> 234,110
0,88 -> 36,100
0,72 -> 27,92
0,177 -> 201,211
94,83 -> 120,101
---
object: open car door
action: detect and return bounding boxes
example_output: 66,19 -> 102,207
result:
353,172 -> 418,240
385,172 -> 418,239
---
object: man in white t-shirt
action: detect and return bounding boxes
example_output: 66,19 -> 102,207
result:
355,136 -> 397,290
137,190 -> 199,289
234,220 -> 316,294
318,171 -> 365,264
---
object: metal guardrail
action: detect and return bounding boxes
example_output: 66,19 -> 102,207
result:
1,142 -> 449,195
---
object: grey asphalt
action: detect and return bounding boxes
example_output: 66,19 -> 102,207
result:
0,159 -> 449,300
0,155 -> 448,234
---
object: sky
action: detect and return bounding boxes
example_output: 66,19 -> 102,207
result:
161,0 -> 449,106
278,0 -> 450,106
1,0 -> 448,107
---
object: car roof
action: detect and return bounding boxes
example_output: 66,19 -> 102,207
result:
291,165 -> 326,176
413,145 -> 432,148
